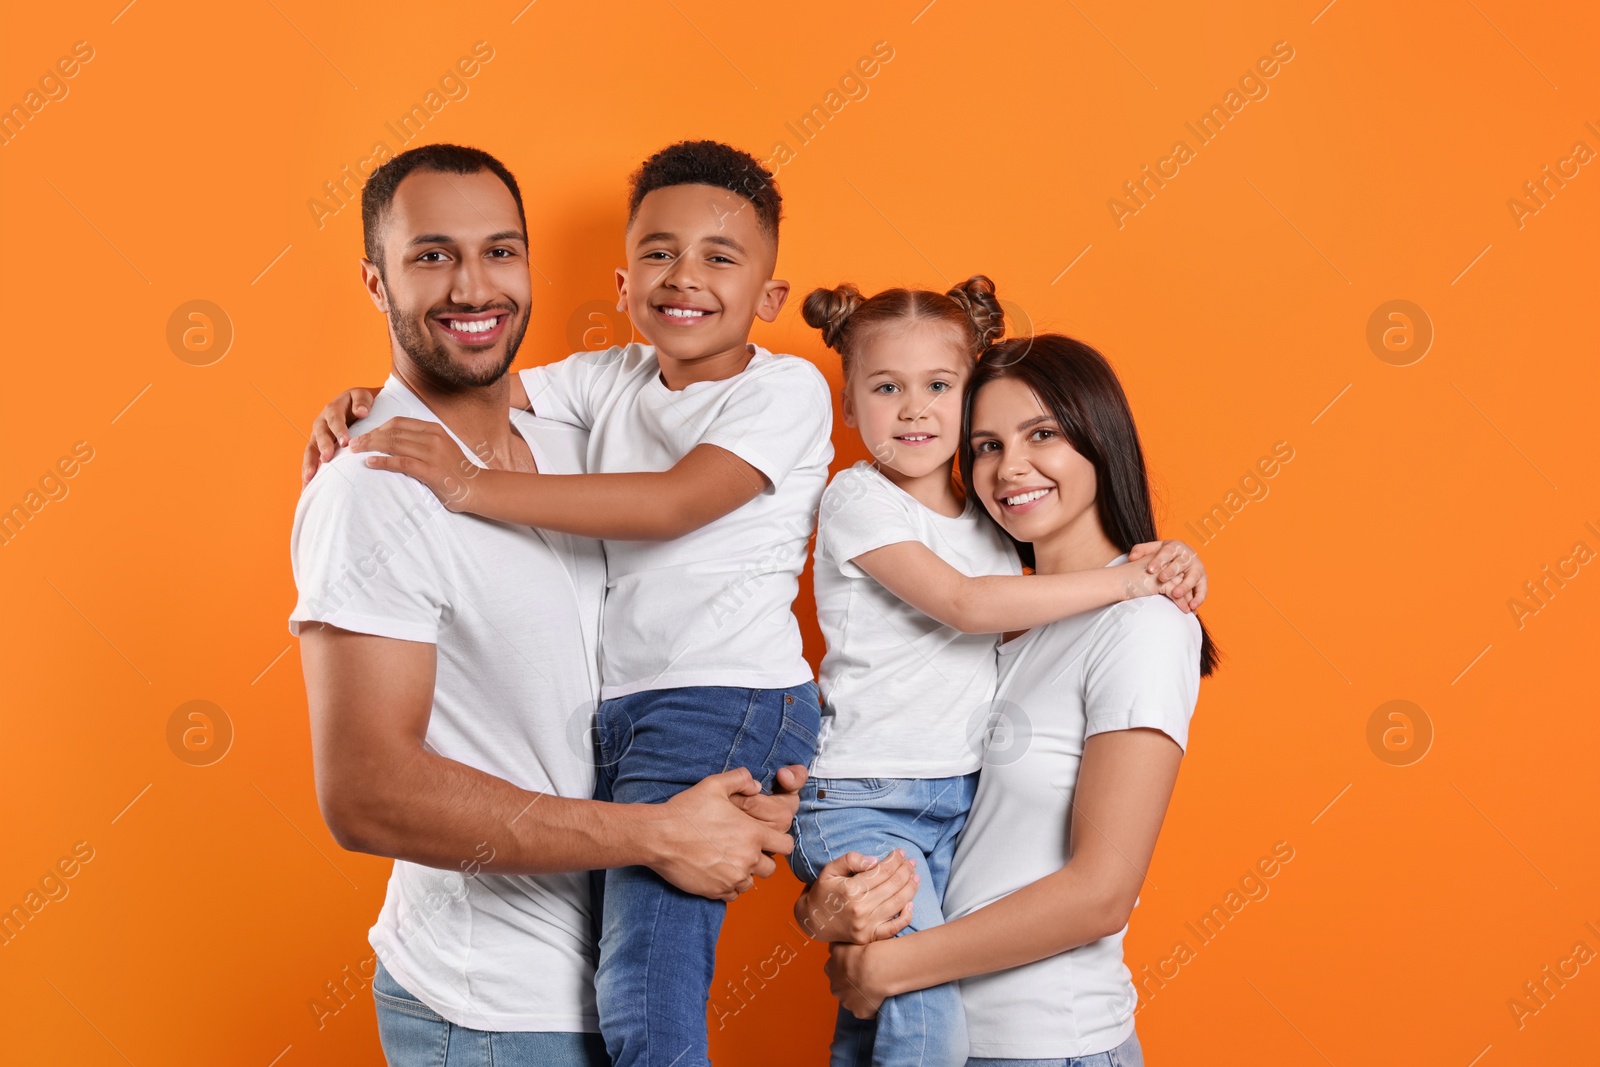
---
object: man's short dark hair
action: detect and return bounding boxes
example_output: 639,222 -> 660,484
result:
628,140 -> 782,242
361,143 -> 527,271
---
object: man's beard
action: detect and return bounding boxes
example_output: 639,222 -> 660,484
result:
390,301 -> 528,390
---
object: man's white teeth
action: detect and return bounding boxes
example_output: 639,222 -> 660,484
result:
661,307 -> 708,318
447,317 -> 499,334
1004,489 -> 1050,506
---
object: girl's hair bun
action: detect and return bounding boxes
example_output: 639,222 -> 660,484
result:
946,274 -> 1005,350
802,283 -> 866,351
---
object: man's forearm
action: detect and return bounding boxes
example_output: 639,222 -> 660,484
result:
328,746 -> 660,875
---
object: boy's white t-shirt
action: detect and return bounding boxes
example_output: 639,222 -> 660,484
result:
811,462 -> 1022,778
288,375 -> 607,1033
520,343 -> 833,700
944,567 -> 1202,1058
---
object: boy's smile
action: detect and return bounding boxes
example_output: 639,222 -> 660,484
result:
617,183 -> 789,388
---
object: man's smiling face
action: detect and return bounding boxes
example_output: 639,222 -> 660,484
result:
616,183 -> 787,370
363,167 -> 532,390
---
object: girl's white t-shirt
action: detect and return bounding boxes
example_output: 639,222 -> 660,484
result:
811,462 -> 1022,779
520,344 -> 833,700
943,563 -> 1202,1058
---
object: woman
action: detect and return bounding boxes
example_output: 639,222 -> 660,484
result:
803,332 -> 1219,1065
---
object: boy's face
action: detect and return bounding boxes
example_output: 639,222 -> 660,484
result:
616,183 -> 787,365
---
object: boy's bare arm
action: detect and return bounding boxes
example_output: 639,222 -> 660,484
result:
350,416 -> 769,540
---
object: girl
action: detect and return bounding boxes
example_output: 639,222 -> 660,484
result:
789,279 -> 1207,1067
816,331 -> 1219,1066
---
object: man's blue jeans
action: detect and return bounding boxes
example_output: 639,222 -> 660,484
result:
592,682 -> 822,1067
790,772 -> 979,1067
371,959 -> 607,1067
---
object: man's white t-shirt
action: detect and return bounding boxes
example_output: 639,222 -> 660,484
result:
520,343 -> 833,700
288,375 -> 607,1033
811,462 -> 1021,778
944,563 -> 1202,1058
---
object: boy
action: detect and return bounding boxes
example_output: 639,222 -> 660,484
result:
325,141 -> 833,1067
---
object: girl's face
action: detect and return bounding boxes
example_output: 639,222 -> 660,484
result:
843,320 -> 970,480
967,375 -> 1101,546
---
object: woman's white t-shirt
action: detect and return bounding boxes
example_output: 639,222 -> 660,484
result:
811,462 -> 1022,779
520,343 -> 833,700
944,560 -> 1202,1058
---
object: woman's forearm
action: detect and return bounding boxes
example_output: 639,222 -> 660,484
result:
875,865 -> 1127,995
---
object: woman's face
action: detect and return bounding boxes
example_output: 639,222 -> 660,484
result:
967,375 -> 1101,547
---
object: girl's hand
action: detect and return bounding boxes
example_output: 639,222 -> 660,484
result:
1127,539 -> 1208,612
302,386 -> 379,485
826,940 -> 890,1019
349,417 -> 478,511
793,850 -> 918,944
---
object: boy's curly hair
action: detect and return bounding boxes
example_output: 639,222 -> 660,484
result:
628,140 -> 782,241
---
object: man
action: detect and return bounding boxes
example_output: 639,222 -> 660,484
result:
289,142 -> 804,1065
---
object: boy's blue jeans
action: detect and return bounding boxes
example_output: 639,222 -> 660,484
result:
591,682 -> 822,1067
790,772 -> 979,1067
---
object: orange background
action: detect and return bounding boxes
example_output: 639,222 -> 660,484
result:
4,1 -> 1598,1063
